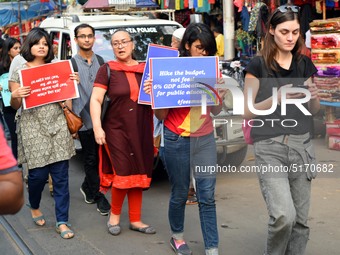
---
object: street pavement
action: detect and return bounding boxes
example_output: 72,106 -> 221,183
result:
1,137 -> 339,255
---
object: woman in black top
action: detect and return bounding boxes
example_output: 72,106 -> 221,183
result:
243,5 -> 319,255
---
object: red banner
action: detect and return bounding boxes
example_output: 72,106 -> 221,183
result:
20,61 -> 79,109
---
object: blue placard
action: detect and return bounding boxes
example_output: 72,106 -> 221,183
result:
138,44 -> 179,105
150,56 -> 219,109
0,73 -> 11,107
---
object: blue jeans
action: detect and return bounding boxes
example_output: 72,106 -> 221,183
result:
163,127 -> 218,250
254,138 -> 312,255
28,160 -> 70,223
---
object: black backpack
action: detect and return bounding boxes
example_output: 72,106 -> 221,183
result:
71,54 -> 110,121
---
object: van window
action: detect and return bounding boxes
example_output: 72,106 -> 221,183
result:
93,25 -> 179,62
61,33 -> 72,60
49,31 -> 60,58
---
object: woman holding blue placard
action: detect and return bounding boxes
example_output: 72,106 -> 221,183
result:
146,23 -> 226,255
90,29 -> 155,236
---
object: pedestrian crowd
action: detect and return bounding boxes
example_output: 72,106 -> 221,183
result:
0,4 -> 319,255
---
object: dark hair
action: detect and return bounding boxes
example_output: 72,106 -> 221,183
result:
212,26 -> 223,35
0,38 -> 4,61
0,38 -> 4,49
21,28 -> 54,63
111,28 -> 133,41
74,23 -> 95,37
1,37 -> 21,72
179,23 -> 217,57
262,8 -> 304,71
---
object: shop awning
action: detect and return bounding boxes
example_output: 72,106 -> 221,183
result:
82,0 -> 110,9
0,0 -> 56,27
82,0 -> 158,9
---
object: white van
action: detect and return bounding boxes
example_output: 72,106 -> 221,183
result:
39,14 -> 181,61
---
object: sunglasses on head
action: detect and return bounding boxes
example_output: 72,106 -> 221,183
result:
277,5 -> 300,13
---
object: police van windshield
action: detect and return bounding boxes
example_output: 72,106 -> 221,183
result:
93,25 -> 180,62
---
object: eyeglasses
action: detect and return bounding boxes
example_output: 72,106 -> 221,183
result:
112,40 -> 132,48
76,34 -> 95,39
277,5 -> 300,13
194,45 -> 206,52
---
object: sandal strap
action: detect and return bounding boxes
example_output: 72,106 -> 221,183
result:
59,229 -> 74,239
33,215 -> 45,221
56,221 -> 71,227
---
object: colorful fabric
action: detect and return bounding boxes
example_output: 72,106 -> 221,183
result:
196,0 -> 210,12
311,33 -> 340,49
248,2 -> 266,32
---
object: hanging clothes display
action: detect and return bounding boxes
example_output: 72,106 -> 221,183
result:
248,1 -> 268,35
310,19 -> 340,102
240,6 -> 250,31
158,0 -> 211,11
300,4 -> 314,39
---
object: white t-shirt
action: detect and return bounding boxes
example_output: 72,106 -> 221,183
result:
8,55 -> 26,81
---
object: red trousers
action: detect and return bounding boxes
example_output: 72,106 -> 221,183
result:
111,187 -> 143,222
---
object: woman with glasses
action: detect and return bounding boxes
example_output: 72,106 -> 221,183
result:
243,5 -> 319,255
90,29 -> 155,236
145,22 -> 226,255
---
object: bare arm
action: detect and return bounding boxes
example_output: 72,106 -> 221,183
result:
10,81 -> 31,110
305,78 -> 320,115
90,87 -> 107,145
154,109 -> 169,120
65,72 -> 79,110
143,79 -> 169,120
0,170 -> 24,215
211,83 -> 228,116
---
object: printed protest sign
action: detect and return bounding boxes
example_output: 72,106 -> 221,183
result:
19,60 -> 79,109
138,44 -> 179,105
149,56 -> 219,109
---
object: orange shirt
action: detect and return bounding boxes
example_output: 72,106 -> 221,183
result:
164,106 -> 214,137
